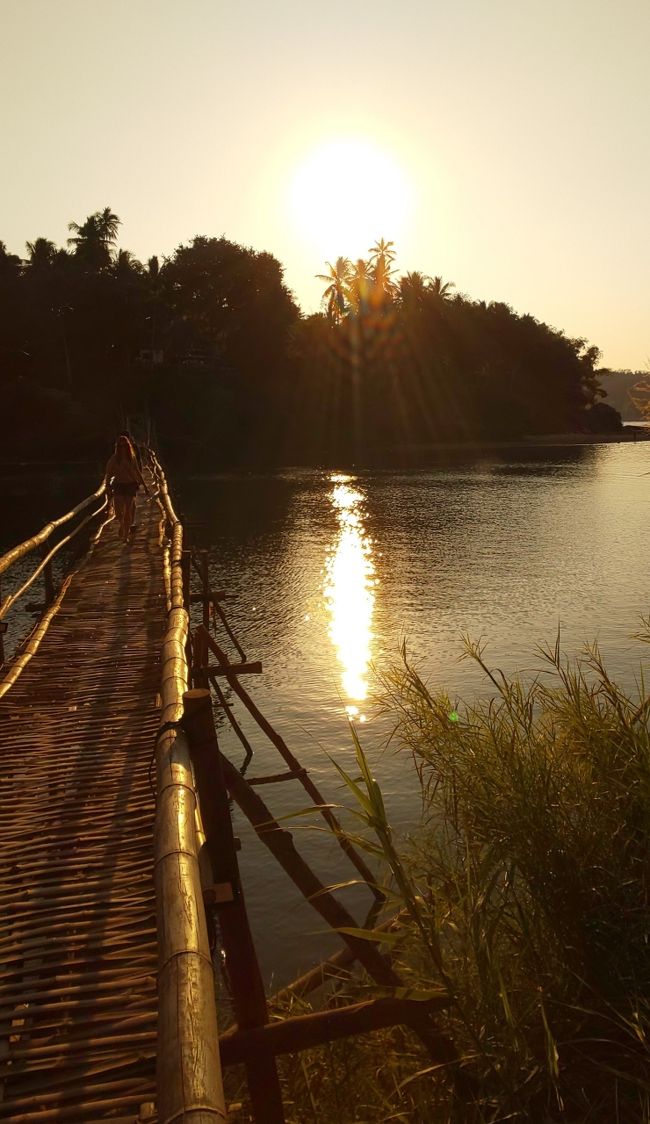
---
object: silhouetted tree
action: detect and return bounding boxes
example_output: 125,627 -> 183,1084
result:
0,219 -> 612,465
347,258 -> 373,315
0,241 -> 21,275
368,238 -> 397,304
398,271 -> 432,309
316,257 -> 352,322
68,207 -> 121,269
25,238 -> 57,269
430,275 -> 455,301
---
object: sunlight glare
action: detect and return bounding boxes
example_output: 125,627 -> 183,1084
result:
324,478 -> 376,720
289,136 -> 412,260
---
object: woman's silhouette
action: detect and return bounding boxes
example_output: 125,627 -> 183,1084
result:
105,435 -> 148,542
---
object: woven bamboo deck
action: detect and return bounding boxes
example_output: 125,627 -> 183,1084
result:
0,496 -> 167,1121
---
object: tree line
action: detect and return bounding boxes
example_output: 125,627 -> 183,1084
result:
289,238 -> 619,462
0,212 -> 619,466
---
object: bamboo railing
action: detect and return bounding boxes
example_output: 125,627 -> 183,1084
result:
0,480 -> 107,579
0,479 -> 109,684
150,454 -> 227,1124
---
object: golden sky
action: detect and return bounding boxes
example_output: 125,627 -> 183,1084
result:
2,0 -> 648,369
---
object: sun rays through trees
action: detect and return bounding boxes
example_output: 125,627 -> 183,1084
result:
0,217 -> 619,465
299,239 -> 613,463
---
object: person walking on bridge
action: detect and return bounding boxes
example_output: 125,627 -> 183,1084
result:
106,435 -> 149,542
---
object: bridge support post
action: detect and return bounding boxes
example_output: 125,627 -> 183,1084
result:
0,578 -> 4,668
43,559 -> 55,607
199,551 -> 211,631
192,627 -> 210,689
183,688 -> 286,1124
181,549 -> 191,607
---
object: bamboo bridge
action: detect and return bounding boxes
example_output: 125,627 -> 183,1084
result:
0,453 -> 451,1123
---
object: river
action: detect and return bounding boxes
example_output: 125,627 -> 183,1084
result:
4,441 -> 650,987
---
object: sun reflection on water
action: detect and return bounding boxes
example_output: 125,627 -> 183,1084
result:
324,474 -> 376,720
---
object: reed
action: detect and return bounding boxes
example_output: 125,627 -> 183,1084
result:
255,630 -> 650,1122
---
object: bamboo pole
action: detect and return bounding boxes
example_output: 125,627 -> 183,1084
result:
219,993 -> 451,1065
192,628 -> 210,690
150,451 -> 180,533
0,514 -> 111,699
189,590 -> 227,603
218,750 -> 399,988
198,660 -> 262,677
183,689 -> 285,1124
200,552 -> 210,632
247,768 -> 306,786
154,495 -> 227,1124
43,557 -> 55,606
209,676 -> 255,764
268,910 -> 408,1007
0,481 -> 107,577
0,496 -> 108,621
211,598 -> 247,663
199,626 -> 383,900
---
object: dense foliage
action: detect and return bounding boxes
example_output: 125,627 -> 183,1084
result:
289,242 -> 614,460
0,211 -> 298,465
0,214 -> 616,465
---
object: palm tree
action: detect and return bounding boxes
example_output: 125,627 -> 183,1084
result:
316,257 -> 352,322
368,238 -> 398,303
68,207 -> 121,268
95,206 -> 121,247
25,238 -> 57,269
113,248 -> 141,276
347,258 -> 373,315
430,275 -> 455,301
368,238 -> 396,266
398,270 -> 432,308
67,214 -> 103,266
0,241 -> 22,274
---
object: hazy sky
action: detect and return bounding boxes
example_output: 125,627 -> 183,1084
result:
2,0 -> 648,369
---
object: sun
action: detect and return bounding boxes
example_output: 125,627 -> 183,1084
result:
288,135 -> 412,260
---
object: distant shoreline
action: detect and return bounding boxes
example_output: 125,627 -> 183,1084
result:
385,428 -> 649,454
0,428 -> 648,474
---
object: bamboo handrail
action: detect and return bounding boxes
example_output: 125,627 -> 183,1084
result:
149,450 -> 177,529
0,512 -> 111,698
0,495 -> 108,620
0,480 -> 107,578
183,689 -> 285,1123
153,470 -> 227,1124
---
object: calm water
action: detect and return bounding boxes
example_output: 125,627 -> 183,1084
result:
4,443 -> 650,987
174,442 -> 650,985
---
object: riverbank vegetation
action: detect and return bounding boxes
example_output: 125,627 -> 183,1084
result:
234,634 -> 650,1122
0,212 -> 625,466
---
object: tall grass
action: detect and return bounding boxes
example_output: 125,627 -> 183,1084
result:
377,635 -> 650,1117
293,634 -> 650,1121
228,633 -> 650,1121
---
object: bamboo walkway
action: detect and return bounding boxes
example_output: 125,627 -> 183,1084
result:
0,462 -> 449,1124
0,496 -> 167,1121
